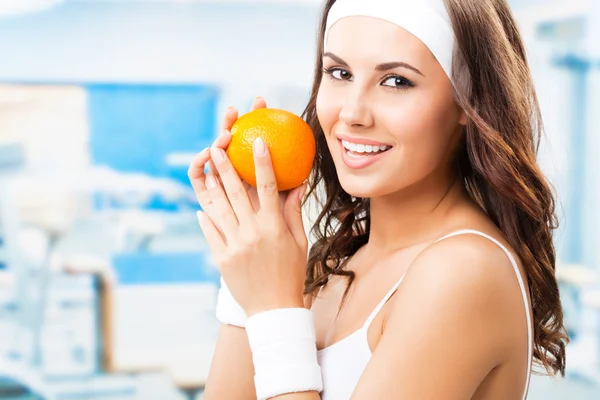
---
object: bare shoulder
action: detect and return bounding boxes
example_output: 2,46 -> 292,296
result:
351,231 -> 528,397
384,230 -> 525,362
407,230 -> 522,293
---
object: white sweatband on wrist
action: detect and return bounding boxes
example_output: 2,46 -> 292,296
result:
215,277 -> 248,327
246,308 -> 323,400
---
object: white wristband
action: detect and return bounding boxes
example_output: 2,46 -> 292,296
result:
246,308 -> 323,400
215,278 -> 248,328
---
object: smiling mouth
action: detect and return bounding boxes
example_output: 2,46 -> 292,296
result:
340,139 -> 392,158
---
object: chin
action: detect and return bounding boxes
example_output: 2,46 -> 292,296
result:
337,175 -> 390,199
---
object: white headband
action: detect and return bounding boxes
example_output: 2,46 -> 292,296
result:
324,0 -> 455,82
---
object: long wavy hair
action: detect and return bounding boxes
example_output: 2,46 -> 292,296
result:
301,0 -> 568,377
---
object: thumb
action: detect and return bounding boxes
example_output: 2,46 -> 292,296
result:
284,183 -> 308,247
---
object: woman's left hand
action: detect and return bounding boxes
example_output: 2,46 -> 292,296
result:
197,137 -> 309,317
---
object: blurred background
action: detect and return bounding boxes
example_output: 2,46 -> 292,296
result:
0,0 -> 598,399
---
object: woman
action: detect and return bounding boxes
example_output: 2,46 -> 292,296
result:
189,0 -> 569,398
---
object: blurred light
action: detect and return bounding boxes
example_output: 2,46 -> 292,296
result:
0,0 -> 65,17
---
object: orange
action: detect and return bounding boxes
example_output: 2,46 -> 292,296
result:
227,108 -> 316,192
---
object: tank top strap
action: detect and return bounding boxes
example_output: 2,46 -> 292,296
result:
362,273 -> 407,330
359,230 -> 465,330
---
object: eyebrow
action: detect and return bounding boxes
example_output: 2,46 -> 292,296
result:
323,52 -> 424,77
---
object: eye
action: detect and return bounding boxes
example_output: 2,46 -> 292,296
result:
323,67 -> 353,82
381,75 -> 414,90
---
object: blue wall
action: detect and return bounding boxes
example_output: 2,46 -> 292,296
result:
87,84 -> 218,185
112,252 -> 219,286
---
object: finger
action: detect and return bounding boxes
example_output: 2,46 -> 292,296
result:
213,129 -> 233,150
188,148 -> 214,211
251,96 -> 267,110
197,211 -> 226,256
208,160 -> 224,188
205,172 -> 239,238
253,137 -> 280,219
279,191 -> 288,212
284,184 -> 308,248
222,106 -> 239,132
187,150 -> 226,236
210,146 -> 254,224
208,130 -> 233,186
243,181 -> 260,211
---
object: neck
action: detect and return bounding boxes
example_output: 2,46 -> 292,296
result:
366,167 -> 468,253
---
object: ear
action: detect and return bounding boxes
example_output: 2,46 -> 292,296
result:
458,108 -> 468,126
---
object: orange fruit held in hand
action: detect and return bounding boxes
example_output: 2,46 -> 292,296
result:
227,108 -> 316,192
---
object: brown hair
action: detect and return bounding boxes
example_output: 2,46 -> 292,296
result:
301,0 -> 568,377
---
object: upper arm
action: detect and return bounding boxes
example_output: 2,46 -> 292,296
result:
351,235 -> 517,399
204,324 -> 256,400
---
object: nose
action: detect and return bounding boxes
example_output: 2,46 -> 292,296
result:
339,87 -> 374,128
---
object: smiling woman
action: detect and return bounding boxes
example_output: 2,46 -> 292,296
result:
194,0 -> 569,399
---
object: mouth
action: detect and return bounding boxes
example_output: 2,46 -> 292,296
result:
340,139 -> 392,158
336,136 -> 394,169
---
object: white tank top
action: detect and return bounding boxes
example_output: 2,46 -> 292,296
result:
315,229 -> 533,400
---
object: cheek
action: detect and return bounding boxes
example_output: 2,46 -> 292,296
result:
382,94 -> 458,145
379,97 -> 460,172
316,87 -> 340,135
316,88 -> 343,160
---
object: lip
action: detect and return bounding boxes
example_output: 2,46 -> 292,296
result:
337,139 -> 392,169
335,134 -> 393,147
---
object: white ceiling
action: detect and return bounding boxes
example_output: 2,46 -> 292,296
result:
0,1 -> 65,16
0,0 -> 575,10
67,0 -> 321,3
62,0 -> 581,10
0,0 -> 584,19
0,0 -> 322,17
62,0 -> 546,4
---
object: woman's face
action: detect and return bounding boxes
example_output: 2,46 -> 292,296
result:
316,16 -> 466,198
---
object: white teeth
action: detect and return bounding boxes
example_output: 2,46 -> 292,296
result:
342,140 -> 390,154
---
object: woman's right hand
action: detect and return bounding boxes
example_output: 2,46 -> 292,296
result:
189,96 -> 288,234
191,98 -> 272,400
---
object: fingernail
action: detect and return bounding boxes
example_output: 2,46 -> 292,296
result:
206,174 -> 217,189
196,210 -> 204,222
253,137 -> 266,156
211,147 -> 225,164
